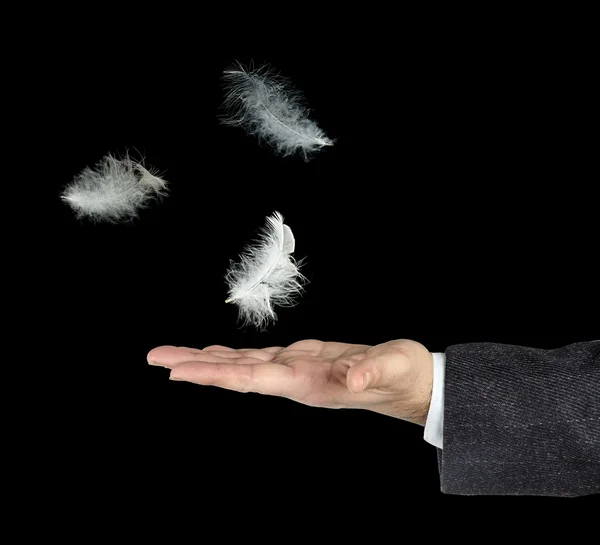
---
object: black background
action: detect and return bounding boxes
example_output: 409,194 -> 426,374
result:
38,5 -> 598,538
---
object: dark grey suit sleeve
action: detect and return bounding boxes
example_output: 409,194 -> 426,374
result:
438,341 -> 600,497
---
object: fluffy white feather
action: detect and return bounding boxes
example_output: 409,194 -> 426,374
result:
221,63 -> 333,159
61,153 -> 168,222
225,212 -> 307,329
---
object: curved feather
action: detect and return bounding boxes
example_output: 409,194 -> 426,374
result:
225,212 -> 306,329
61,153 -> 168,222
221,63 -> 333,160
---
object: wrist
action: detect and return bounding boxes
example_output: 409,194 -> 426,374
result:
410,350 -> 433,426
384,343 -> 433,425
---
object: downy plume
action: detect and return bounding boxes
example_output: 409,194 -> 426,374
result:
225,212 -> 307,329
221,63 -> 333,159
61,153 -> 168,222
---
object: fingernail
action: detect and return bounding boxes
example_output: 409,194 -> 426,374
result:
148,360 -> 166,367
362,372 -> 371,391
169,374 -> 183,381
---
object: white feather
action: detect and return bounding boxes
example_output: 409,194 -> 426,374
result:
221,63 -> 333,159
225,212 -> 307,329
61,153 -> 168,222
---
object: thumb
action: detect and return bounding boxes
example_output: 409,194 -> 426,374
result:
346,352 -> 411,394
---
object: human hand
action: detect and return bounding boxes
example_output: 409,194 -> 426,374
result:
148,339 -> 433,425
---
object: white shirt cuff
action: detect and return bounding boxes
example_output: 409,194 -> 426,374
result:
423,352 -> 445,449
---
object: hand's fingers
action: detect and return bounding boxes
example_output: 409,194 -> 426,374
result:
196,355 -> 270,365
169,361 -> 295,396
147,346 -> 269,368
208,348 -> 319,364
345,352 -> 411,394
202,345 -> 235,352
203,345 -> 283,354
147,346 -> 193,367
202,348 -> 281,362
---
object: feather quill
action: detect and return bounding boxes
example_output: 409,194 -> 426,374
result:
61,153 -> 168,222
225,212 -> 307,329
221,63 -> 333,159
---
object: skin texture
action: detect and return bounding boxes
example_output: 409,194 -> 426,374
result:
148,339 -> 434,426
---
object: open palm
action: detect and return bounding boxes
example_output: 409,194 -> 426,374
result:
148,339 -> 433,424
